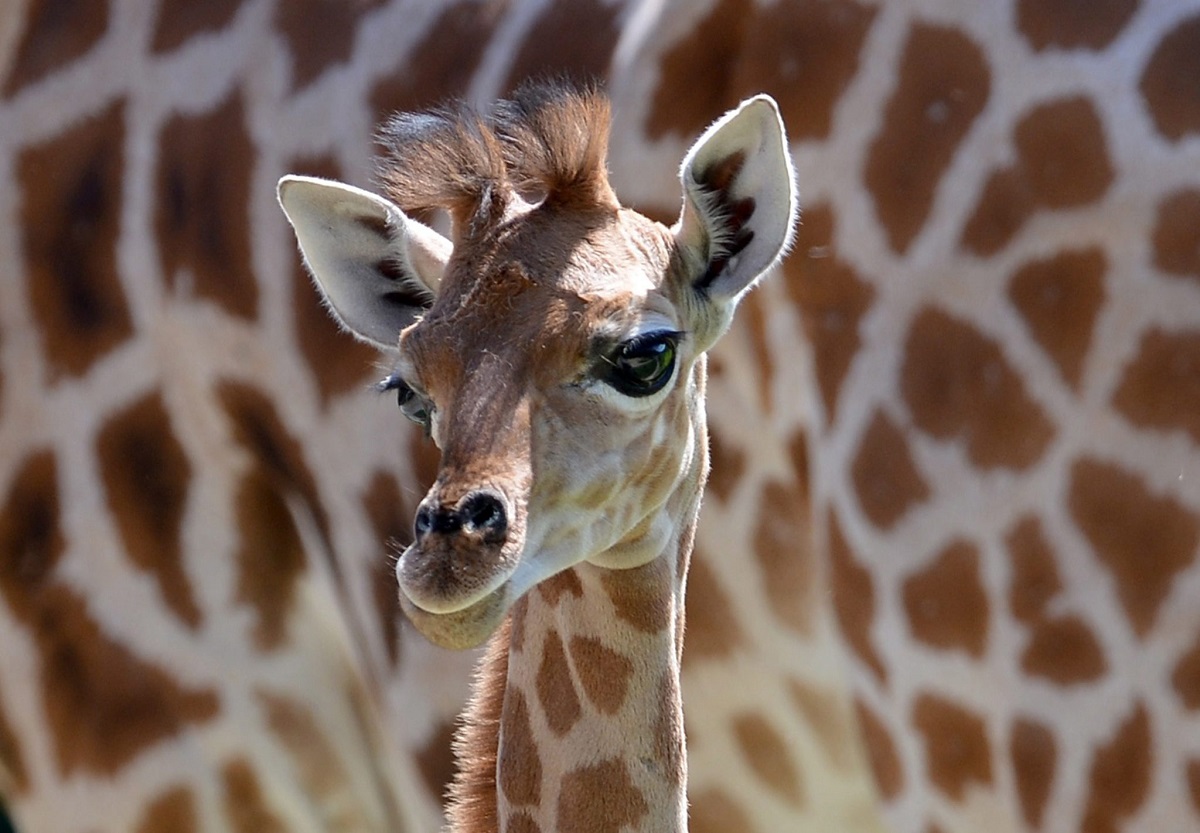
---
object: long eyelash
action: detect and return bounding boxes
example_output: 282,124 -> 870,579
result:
621,329 -> 685,353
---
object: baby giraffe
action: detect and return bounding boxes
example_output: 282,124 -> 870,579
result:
278,83 -> 795,833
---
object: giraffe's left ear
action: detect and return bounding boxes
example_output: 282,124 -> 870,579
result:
673,95 -> 797,307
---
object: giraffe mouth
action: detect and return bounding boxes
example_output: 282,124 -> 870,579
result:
398,580 -> 510,650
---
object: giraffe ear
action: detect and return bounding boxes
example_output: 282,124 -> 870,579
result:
673,95 -> 797,304
277,175 -> 449,350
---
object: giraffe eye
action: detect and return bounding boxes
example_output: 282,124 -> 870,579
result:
378,373 -> 434,433
602,331 -> 681,397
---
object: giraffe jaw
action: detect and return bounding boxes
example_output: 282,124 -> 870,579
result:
398,580 -> 511,650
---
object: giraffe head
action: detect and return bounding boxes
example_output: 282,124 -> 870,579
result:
279,85 -> 795,650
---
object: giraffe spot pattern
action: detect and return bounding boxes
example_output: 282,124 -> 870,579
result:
1140,14 -> 1200,142
134,785 -> 198,833
828,508 -> 887,683
912,693 -> 994,802
150,0 -> 240,54
599,560 -> 672,634
1015,0 -> 1139,52
536,568 -> 583,608
415,718 -> 458,808
1005,515 -> 1064,623
851,408 -> 931,530
0,452 -> 65,623
680,549 -> 745,663
1021,614 -> 1108,685
1172,630 -> 1200,711
96,391 -> 200,629
0,692 -> 28,795
506,812 -> 542,833
902,539 -> 989,658
962,97 -> 1114,254
731,714 -> 806,807
556,758 -> 648,833
498,690 -> 541,807
535,630 -> 581,736
653,672 -> 685,784
274,0 -> 385,92
864,22 -> 991,254
1112,328 -> 1200,445
1080,702 -> 1152,833
1188,760 -> 1200,816
1152,188 -> 1200,285
1068,457 -> 1199,637
688,787 -> 754,833
156,89 -> 257,321
754,479 -> 817,635
568,636 -> 633,716
221,758 -> 287,833
19,98 -> 133,379
787,679 -> 856,771
901,307 -> 1055,470
785,203 -> 877,423
1,0 -> 109,97
361,471 -> 411,669
502,0 -> 621,94
1010,717 -> 1057,829
854,698 -> 903,800
705,429 -> 746,504
1008,247 -> 1108,389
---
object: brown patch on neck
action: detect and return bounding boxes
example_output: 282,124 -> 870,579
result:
902,540 -> 989,658
680,549 -> 745,663
851,407 -> 931,530
1152,188 -> 1200,285
732,713 -> 806,807
1080,702 -> 1152,830
361,471 -> 410,668
1016,0 -> 1139,52
2,0 -> 109,97
0,451 -> 65,622
134,785 -> 199,833
221,758 -> 287,833
912,693 -> 993,801
536,568 -> 583,607
1173,630 -> 1200,711
1112,328 -> 1200,445
568,636 -> 634,715
828,508 -> 887,683
599,557 -> 673,634
853,698 -> 903,800
1010,718 -> 1056,829
150,0 -> 240,54
536,630 -> 582,736
754,479 -> 817,634
501,0 -> 621,94
556,758 -> 649,833
1140,15 -> 1200,142
0,690 -> 28,795
1005,515 -> 1064,624
274,0 -> 385,91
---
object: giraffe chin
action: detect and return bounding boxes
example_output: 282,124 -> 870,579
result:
398,584 -> 510,650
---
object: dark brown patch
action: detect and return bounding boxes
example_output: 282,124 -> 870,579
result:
416,718 -> 459,804
1021,615 -> 1108,685
502,0 -> 621,94
864,23 -> 990,253
95,392 -> 200,629
568,636 -> 634,715
498,690 -> 541,806
156,89 -> 257,320
787,679 -> 855,770
854,698 -> 903,799
506,812 -> 542,833
0,451 -> 65,622
681,549 -> 745,663
0,693 -> 28,794
959,168 -> 1037,256
1172,630 -> 1200,710
912,693 -> 993,801
901,307 -> 1055,470
150,0 -> 240,54
1112,328 -> 1200,444
903,540 -> 989,658
1005,515 -> 1064,624
509,595 -> 529,656
1140,14 -> 1200,141
275,0 -> 385,91
536,630 -> 581,736
233,471 -> 307,651
851,408 -> 931,530
828,508 -> 887,683
556,758 -> 648,833
785,203 -> 877,422
1152,188 -> 1200,285
18,98 -> 133,379
1068,457 -> 1199,637
221,758 -> 286,833
361,471 -> 411,668
1008,247 -> 1108,389
652,672 -> 685,784
706,429 -> 746,504
536,568 -> 583,608
1080,702 -> 1152,833
688,788 -> 754,833
732,713 -> 805,806
736,289 -> 776,412
1188,759 -> 1200,815
754,479 -> 817,635
1011,718 -> 1056,829
2,0 -> 109,96
134,785 -> 198,833
600,558 -> 673,634
1016,0 -> 1139,52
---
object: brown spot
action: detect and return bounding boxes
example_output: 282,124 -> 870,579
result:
0,693 -> 28,794
912,693 -> 993,801
787,679 -> 855,771
557,758 -> 648,833
568,636 -> 634,716
156,89 -> 257,321
0,451 -> 65,623
502,0 -> 621,94
536,630 -> 582,736
731,713 -> 805,807
1068,457 -> 1199,637
361,471 -> 411,667
959,168 -> 1037,256
509,595 -> 529,655
536,568 -> 583,608
901,307 -> 1055,470
2,0 -> 109,96
1112,328 -> 1200,444
864,23 -> 990,253
600,558 -> 673,634
653,672 -> 685,784
851,408 -> 931,529
680,549 -> 744,663
828,508 -> 886,683
506,812 -> 542,833
785,203 -> 877,421
134,786 -> 198,833
416,719 -> 458,804
233,471 -> 307,650
736,289 -> 776,412
788,429 -> 810,492
19,99 -> 133,378
754,479 -> 817,634
1172,630 -> 1200,710
706,429 -> 745,503
1008,247 -> 1107,389
903,540 -> 989,658
1188,759 -> 1200,815
854,699 -> 903,800
1081,702 -> 1152,833
499,690 -> 541,806
1021,615 -> 1108,685
1152,188 -> 1200,285
275,0 -> 384,91
1140,14 -> 1200,141
150,0 -> 240,53
1016,0 -> 1139,52
221,758 -> 286,833
1011,718 -> 1056,829
688,788 -> 754,833
1005,516 -> 1064,623
96,392 -> 200,629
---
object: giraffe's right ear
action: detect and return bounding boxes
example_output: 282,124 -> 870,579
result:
277,175 -> 449,350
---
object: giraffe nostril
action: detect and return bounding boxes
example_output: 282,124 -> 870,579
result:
460,490 -> 508,542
